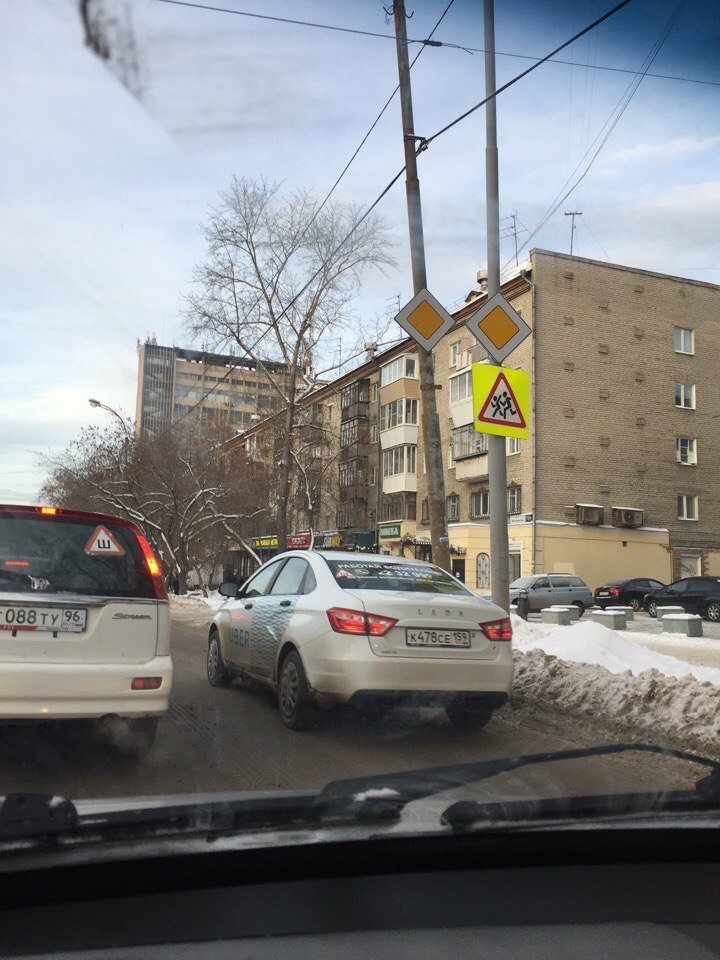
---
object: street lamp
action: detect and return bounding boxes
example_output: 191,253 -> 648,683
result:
88,398 -> 131,439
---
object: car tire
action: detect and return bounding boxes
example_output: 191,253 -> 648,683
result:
573,601 -> 585,616
630,598 -> 641,612
648,600 -> 658,618
704,601 -> 720,623
207,630 -> 231,688
278,650 -> 318,731
445,699 -> 494,731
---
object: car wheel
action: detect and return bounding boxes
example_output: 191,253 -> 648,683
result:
445,699 -> 494,731
278,650 -> 318,730
573,601 -> 585,616
207,630 -> 231,688
630,598 -> 641,612
648,600 -> 658,618
705,601 -> 720,623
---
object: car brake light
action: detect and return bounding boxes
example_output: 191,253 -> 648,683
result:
131,677 -> 162,690
136,535 -> 168,600
481,618 -> 513,641
327,608 -> 397,637
609,588 -> 622,595
39,506 -> 57,515
5,560 -> 29,567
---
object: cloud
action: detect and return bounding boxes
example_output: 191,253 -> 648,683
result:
607,136 -> 720,166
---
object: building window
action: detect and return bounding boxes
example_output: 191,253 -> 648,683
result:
451,424 -> 487,461
370,422 -> 378,442
380,355 -> 417,387
677,494 -> 698,521
381,493 -> 415,521
507,484 -> 522,515
326,404 -> 333,421
449,370 -> 472,403
339,461 -> 358,487
507,437 -> 521,455
379,397 -> 418,431
675,382 -> 696,408
676,438 -> 697,465
476,552 -> 490,589
370,466 -> 378,486
449,340 -> 462,368
446,494 -> 460,522
371,382 -> 378,402
381,445 -> 417,477
470,489 -> 489,518
674,326 -> 694,355
420,497 -> 429,524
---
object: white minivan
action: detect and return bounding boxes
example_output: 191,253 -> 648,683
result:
0,504 -> 172,753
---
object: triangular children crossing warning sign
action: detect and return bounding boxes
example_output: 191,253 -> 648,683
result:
477,371 -> 527,429
85,525 -> 125,556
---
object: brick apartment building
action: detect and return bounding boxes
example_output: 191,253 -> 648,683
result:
233,250 -> 720,591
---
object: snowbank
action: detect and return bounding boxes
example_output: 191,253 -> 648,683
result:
511,616 -> 720,754
512,616 -> 720,688
172,590 -> 225,612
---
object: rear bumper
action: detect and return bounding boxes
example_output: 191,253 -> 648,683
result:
0,655 -> 173,719
302,636 -> 513,706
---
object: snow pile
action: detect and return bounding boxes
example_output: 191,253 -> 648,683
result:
511,616 -> 720,754
172,590 -> 226,612
512,616 -> 720,687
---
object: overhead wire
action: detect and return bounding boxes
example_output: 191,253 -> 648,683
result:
501,0 -> 688,276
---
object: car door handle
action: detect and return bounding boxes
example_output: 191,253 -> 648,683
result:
244,603 -> 253,610
279,599 -> 292,607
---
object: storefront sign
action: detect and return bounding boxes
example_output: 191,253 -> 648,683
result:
286,533 -> 313,549
379,524 -> 402,539
314,532 -> 341,549
251,535 -> 278,550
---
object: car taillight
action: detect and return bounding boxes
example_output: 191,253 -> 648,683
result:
136,535 -> 168,600
609,588 -> 622,595
481,618 -> 513,641
39,506 -> 57,515
5,560 -> 29,567
327,608 -> 397,637
131,677 -> 162,690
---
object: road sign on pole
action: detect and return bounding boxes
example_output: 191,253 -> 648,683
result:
465,291 -> 531,363
394,288 -> 455,352
472,363 -> 530,439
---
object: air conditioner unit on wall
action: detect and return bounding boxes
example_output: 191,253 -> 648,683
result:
575,503 -> 604,526
611,507 -> 644,529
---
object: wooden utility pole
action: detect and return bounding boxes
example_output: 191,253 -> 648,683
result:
392,0 -> 451,572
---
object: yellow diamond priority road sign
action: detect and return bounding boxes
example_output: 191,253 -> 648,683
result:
465,292 -> 531,363
395,288 -> 455,352
472,363 -> 530,439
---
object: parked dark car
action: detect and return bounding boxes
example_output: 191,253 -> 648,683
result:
644,576 -> 720,622
594,577 -> 665,612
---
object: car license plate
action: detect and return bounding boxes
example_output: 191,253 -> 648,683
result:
406,628 -> 473,648
598,591 -> 610,597
0,605 -> 87,633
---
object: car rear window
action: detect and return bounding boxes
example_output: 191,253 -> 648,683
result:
0,513 -> 156,599
325,559 -> 471,596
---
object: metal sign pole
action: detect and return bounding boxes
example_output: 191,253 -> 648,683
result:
484,0 -> 511,612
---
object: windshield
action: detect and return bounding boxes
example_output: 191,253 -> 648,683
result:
1,0 -> 717,855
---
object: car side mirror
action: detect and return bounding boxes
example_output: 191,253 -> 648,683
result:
219,581 -> 240,598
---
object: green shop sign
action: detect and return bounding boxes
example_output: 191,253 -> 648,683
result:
379,524 -> 402,539
251,535 -> 278,550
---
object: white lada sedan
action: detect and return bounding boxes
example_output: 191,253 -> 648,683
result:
208,551 -> 513,730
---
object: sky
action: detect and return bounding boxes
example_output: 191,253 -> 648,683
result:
1,0 -> 719,502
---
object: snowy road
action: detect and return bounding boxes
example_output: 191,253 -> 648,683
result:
0,598 -> 706,803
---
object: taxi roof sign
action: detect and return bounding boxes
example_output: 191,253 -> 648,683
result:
395,288 -> 455,351
465,292 -> 531,363
472,363 -> 530,439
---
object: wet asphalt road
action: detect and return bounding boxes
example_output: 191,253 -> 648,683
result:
0,600 -> 699,802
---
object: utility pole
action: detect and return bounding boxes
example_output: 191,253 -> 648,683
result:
483,0 -> 511,612
393,0 -> 451,572
510,212 -> 519,266
565,210 -> 582,255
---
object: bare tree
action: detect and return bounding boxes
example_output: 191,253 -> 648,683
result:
185,177 -> 395,546
39,419 -> 269,593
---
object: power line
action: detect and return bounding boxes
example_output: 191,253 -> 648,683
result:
418,0 -> 634,151
151,0 -> 720,89
502,0 -> 688,275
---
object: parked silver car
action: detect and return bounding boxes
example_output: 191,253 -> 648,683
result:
509,574 -> 595,614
